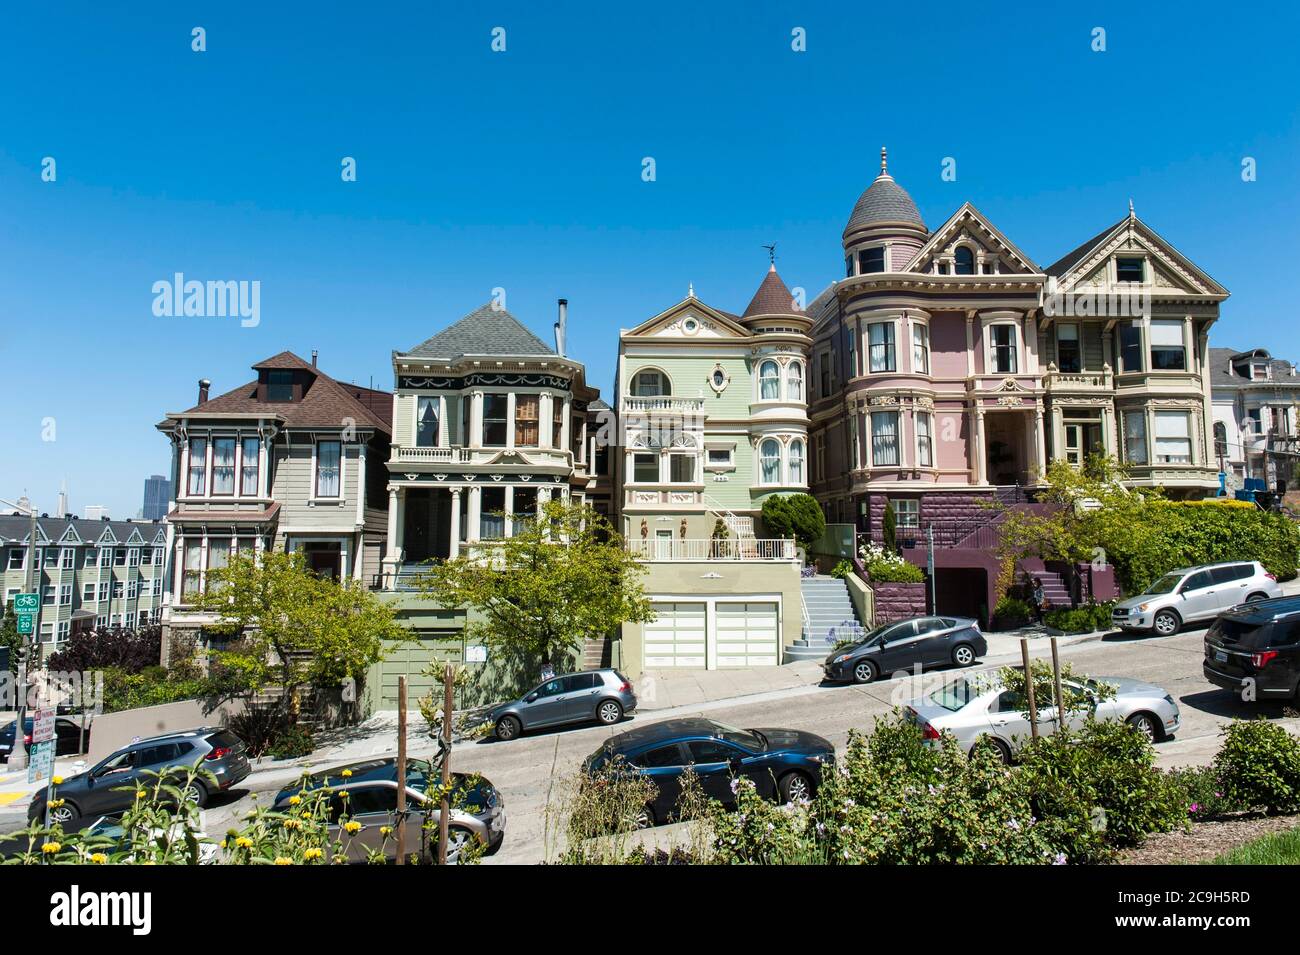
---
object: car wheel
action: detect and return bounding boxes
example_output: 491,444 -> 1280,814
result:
494,715 -> 521,741
632,804 -> 656,830
47,801 -> 79,826
852,660 -> 877,684
778,771 -> 814,804
1152,609 -> 1180,637
182,780 -> 209,808
1246,591 -> 1269,602
443,825 -> 475,864
1126,712 -> 1161,742
951,643 -> 976,667
596,700 -> 623,726
973,736 -> 1012,765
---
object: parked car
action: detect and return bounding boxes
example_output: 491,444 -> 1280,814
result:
822,615 -> 987,684
489,668 -> 637,741
0,716 -> 89,763
272,757 -> 505,862
83,815 -> 221,864
904,673 -> 1181,763
1203,595 -> 1300,701
583,717 -> 834,827
1111,561 -> 1282,636
27,727 -> 250,826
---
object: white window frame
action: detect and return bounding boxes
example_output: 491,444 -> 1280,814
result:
987,321 -> 1020,374
759,438 -> 782,486
870,411 -> 901,467
311,439 -> 345,501
915,411 -> 934,468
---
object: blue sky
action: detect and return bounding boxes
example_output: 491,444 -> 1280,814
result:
2,2 -> 1298,518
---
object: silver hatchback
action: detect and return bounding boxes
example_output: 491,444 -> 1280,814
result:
1111,561 -> 1282,636
489,669 -> 637,741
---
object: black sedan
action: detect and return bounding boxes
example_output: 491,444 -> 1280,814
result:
583,717 -> 834,827
0,716 -> 89,763
822,615 -> 986,684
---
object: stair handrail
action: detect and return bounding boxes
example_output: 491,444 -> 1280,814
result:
703,492 -> 755,539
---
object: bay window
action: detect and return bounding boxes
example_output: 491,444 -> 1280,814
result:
989,324 -> 1018,373
1123,411 -> 1149,465
668,453 -> 696,483
1056,323 -> 1081,373
182,540 -> 203,597
787,361 -> 803,401
514,395 -> 540,446
1119,322 -> 1143,372
789,439 -> 805,485
760,439 -> 781,484
632,453 -> 659,483
1149,320 -> 1186,371
868,322 -> 895,373
315,441 -> 342,498
482,395 -> 508,446
187,438 -> 208,495
759,360 -> 780,400
552,401 -> 564,448
871,411 -> 900,466
212,438 -> 236,495
1154,411 -> 1192,464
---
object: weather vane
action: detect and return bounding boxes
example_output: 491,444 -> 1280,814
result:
762,242 -> 777,265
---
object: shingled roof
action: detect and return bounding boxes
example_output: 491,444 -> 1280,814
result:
404,302 -> 555,360
161,351 -> 392,434
742,265 -> 804,318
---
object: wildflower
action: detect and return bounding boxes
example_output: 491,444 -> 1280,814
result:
235,837 -> 254,849
343,821 -> 362,834
1053,853 -> 1067,865
51,775 -> 64,786
282,819 -> 302,831
379,826 -> 393,837
289,795 -> 301,806
274,857 -> 292,866
48,799 -> 65,809
42,842 -> 61,854
1006,818 -> 1021,831
135,790 -> 147,800
1189,803 -> 1200,815
90,852 -> 108,865
341,769 -> 353,778
303,848 -> 323,861
729,778 -> 740,795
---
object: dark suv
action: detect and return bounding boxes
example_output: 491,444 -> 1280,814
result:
1203,596 -> 1300,701
28,727 -> 250,826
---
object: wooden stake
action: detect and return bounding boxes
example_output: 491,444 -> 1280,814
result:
1020,637 -> 1039,741
396,675 -> 407,865
438,662 -> 454,865
1051,636 -> 1066,735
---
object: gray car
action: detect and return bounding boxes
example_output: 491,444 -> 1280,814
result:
1111,560 -> 1282,636
489,668 -> 637,741
904,673 -> 1181,763
28,727 -> 250,826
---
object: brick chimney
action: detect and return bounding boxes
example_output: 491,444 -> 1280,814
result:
198,378 -> 211,404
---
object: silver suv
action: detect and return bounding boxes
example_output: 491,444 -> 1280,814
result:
1111,561 -> 1282,636
489,668 -> 637,741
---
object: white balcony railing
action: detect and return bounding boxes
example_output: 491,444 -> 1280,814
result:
622,396 -> 705,414
392,446 -> 471,463
1043,368 -> 1113,392
626,538 -> 796,562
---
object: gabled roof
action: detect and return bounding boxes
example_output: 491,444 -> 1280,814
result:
1044,213 -> 1229,297
1209,347 -> 1300,390
622,296 -> 753,340
161,351 -> 392,435
905,202 -> 1042,275
403,302 -> 555,361
0,515 -> 166,548
742,265 -> 805,319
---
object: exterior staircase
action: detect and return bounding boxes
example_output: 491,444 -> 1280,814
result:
784,576 -> 862,663
1026,567 -> 1071,612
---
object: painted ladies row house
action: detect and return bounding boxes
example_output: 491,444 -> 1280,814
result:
156,352 -> 393,647
1210,346 -> 1300,494
806,150 -> 1228,622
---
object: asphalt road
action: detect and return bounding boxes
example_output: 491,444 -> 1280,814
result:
4,621 -> 1294,864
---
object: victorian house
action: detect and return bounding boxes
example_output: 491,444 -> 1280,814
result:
1210,347 -> 1300,494
156,352 -> 392,647
611,267 -> 810,674
807,150 -> 1227,623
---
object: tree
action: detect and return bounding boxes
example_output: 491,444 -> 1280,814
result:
760,493 -> 826,552
882,500 -> 898,553
1,604 -> 20,675
415,500 -> 653,673
47,625 -> 162,674
193,550 -> 398,719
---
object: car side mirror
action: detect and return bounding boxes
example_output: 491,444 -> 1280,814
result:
729,756 -> 745,772
525,693 -> 538,703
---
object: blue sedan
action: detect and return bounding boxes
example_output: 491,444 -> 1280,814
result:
583,717 -> 834,827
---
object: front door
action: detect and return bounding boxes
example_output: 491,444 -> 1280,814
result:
303,542 -> 342,580
654,529 -> 674,560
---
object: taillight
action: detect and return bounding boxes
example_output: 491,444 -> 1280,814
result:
1251,650 -> 1279,669
920,723 -> 941,741
23,734 -> 32,745
1265,572 -> 1277,581
205,746 -> 232,761
618,681 -> 633,693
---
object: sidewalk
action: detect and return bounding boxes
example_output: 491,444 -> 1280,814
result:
0,756 -> 90,808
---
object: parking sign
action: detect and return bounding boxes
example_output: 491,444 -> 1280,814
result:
27,740 -> 54,784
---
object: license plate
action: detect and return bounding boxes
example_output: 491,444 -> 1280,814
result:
1215,650 -> 1228,663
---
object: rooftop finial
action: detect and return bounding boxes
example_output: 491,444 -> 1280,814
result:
762,242 -> 777,267
688,281 -> 695,298
880,146 -> 888,176
1129,198 -> 1135,220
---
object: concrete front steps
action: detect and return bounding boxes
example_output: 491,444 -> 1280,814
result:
1026,568 -> 1071,610
784,576 -> 862,663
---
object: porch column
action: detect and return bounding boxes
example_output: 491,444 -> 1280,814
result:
384,487 -> 399,565
1099,405 -> 1111,456
506,393 -> 517,449
539,393 -> 553,449
560,397 -> 572,453
448,488 -> 462,559
504,485 -> 515,538
467,486 -> 482,542
470,392 -> 484,447
1052,406 -> 1064,462
973,407 -> 987,484
1034,406 -> 1047,479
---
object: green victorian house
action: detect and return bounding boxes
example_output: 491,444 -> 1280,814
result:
613,266 -> 812,674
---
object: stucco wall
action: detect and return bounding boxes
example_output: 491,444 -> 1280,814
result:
86,697 -> 246,764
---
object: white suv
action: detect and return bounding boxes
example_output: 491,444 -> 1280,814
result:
1111,561 -> 1283,636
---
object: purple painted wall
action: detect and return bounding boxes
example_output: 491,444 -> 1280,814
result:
871,580 -> 929,623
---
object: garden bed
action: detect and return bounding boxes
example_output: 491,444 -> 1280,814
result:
1117,813 -> 1300,865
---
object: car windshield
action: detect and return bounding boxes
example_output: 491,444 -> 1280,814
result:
1143,573 -> 1184,595
853,622 -> 893,647
709,722 -> 765,751
929,677 -> 978,712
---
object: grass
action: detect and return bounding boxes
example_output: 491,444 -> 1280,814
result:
1210,824 -> 1300,865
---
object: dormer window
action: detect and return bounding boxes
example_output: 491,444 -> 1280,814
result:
1116,257 -> 1145,283
267,370 -> 294,402
954,247 -> 976,275
859,247 -> 886,274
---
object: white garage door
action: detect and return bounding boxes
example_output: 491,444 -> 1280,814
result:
644,602 -> 706,668
715,601 -> 779,667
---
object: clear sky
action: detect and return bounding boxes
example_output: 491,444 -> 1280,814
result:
2,1 -> 1298,519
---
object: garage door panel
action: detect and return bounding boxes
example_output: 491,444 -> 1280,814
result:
645,602 -> 707,668
714,601 -> 778,668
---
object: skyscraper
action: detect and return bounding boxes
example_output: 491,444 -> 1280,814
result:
142,474 -> 172,521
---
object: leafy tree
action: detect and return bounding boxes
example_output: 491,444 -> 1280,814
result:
47,626 -> 162,674
193,550 -> 397,720
761,493 -> 826,552
1,605 -> 20,675
882,500 -> 898,553
415,501 -> 653,672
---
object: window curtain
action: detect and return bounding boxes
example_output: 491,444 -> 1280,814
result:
871,411 -> 899,466
760,440 -> 781,483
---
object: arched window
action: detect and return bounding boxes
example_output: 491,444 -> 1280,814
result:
1214,421 -> 1228,458
633,369 -> 670,397
759,360 -> 780,400
760,439 -> 781,484
788,439 -> 805,485
786,360 -> 803,402
954,246 -> 976,275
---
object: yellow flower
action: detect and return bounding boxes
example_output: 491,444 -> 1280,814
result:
51,775 -> 64,786
48,799 -> 65,809
343,821 -> 361,834
339,790 -> 349,799
341,769 -> 352,778
134,790 -> 147,801
303,848 -> 323,861
89,853 -> 108,865
379,826 -> 392,837
282,819 -> 302,831
235,837 -> 254,849
300,810 -> 312,819
289,795 -> 301,806
42,842 -> 61,854
274,857 -> 292,866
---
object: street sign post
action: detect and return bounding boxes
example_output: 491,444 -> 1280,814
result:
27,741 -> 54,785
14,592 -> 38,636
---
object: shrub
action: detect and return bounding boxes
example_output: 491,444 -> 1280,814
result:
992,596 -> 1032,628
859,542 -> 924,583
1016,718 -> 1187,860
1213,719 -> 1300,815
1165,765 -> 1242,821
882,500 -> 897,553
761,493 -> 826,552
268,725 -> 315,760
47,625 -> 162,674
101,667 -> 212,713
830,560 -> 853,580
